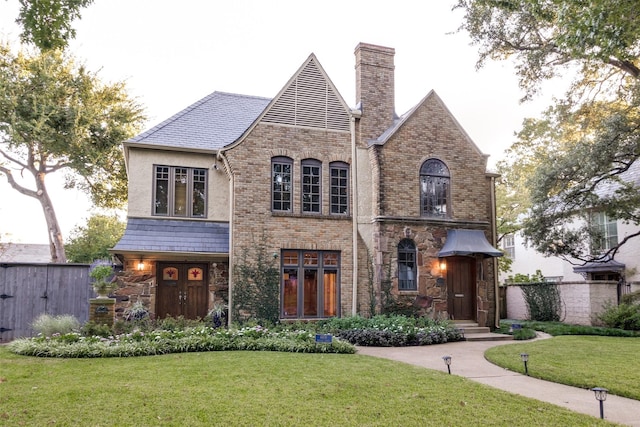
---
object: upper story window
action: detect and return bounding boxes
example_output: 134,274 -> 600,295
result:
272,157 -> 293,212
330,161 -> 349,215
301,159 -> 321,213
398,239 -> 417,291
590,211 -> 618,254
154,166 -> 207,218
502,233 -> 515,260
420,159 -> 450,218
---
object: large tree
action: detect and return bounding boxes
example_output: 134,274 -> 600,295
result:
0,46 -> 144,262
457,0 -> 640,263
16,0 -> 94,51
65,213 -> 125,263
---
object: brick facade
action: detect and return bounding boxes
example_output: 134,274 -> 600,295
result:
114,41 -> 500,327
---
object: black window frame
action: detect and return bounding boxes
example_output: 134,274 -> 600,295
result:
330,161 -> 349,215
153,165 -> 207,218
280,249 -> 340,319
398,239 -> 417,291
301,159 -> 322,214
420,159 -> 450,218
272,156 -> 293,212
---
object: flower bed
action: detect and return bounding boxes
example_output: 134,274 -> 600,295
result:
8,325 -> 356,358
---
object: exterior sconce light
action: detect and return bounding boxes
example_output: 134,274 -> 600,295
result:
137,261 -> 144,271
591,387 -> 608,419
442,355 -> 452,374
520,353 -> 529,376
439,258 -> 447,272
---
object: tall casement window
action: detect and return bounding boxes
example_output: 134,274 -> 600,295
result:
398,239 -> 417,291
330,161 -> 349,215
590,211 -> 618,254
301,159 -> 321,213
272,157 -> 292,212
154,166 -> 207,218
503,233 -> 515,260
281,250 -> 340,319
420,159 -> 450,217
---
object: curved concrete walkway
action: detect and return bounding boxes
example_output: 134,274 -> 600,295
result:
356,336 -> 640,426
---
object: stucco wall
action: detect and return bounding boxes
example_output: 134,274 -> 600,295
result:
501,219 -> 640,285
506,281 -> 618,325
126,147 -> 230,221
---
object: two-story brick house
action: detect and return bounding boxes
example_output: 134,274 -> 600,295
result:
112,43 -> 502,326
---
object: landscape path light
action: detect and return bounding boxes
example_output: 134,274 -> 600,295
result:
591,387 -> 608,419
442,355 -> 452,374
520,353 -> 529,376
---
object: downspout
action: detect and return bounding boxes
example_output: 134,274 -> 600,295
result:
350,111 -> 360,316
217,150 -> 234,324
491,174 -> 500,329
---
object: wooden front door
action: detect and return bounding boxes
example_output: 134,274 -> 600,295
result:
156,263 -> 208,319
446,257 -> 476,320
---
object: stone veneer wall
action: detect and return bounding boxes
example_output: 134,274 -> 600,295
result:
506,281 -> 618,326
373,222 -> 497,326
111,259 -> 229,321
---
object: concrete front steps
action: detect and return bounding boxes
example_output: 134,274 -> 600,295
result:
452,321 -> 513,342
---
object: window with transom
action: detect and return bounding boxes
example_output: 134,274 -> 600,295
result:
281,250 -> 340,319
153,165 -> 207,218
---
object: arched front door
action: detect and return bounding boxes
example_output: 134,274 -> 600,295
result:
446,257 -> 476,320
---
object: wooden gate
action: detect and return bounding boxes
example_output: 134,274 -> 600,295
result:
0,263 -> 91,342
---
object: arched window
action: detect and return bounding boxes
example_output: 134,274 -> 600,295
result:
420,159 -> 450,217
272,156 -> 292,212
398,239 -> 417,291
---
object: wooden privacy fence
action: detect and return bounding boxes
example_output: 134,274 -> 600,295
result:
0,263 -> 91,342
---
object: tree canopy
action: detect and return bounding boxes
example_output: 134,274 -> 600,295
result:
65,214 -> 125,263
457,0 -> 640,263
16,0 -> 94,51
0,45 -> 144,262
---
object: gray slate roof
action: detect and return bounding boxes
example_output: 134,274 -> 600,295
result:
112,218 -> 229,254
0,243 -> 51,263
127,92 -> 271,151
595,159 -> 640,197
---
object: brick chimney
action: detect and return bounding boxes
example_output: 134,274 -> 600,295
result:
354,42 -> 396,146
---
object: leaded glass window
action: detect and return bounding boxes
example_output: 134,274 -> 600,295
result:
420,159 -> 450,217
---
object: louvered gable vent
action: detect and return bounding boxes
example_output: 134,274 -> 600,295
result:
261,58 -> 350,131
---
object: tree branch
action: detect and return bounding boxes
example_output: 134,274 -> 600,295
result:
0,165 -> 38,198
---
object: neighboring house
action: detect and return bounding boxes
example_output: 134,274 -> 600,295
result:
500,161 -> 640,324
112,43 -> 502,326
0,243 -> 51,263
500,160 -> 640,287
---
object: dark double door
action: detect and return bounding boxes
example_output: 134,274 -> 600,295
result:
156,263 -> 208,319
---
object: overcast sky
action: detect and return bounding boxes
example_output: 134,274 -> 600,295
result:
0,0 -> 556,244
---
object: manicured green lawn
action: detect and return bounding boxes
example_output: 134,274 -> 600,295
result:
0,347 -> 613,426
486,335 -> 640,400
